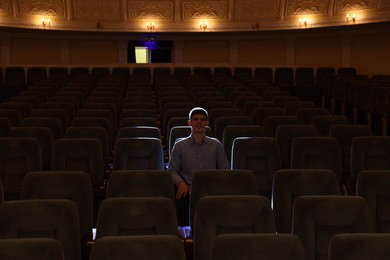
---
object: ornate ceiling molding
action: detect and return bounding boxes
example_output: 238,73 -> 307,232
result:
0,0 -> 389,32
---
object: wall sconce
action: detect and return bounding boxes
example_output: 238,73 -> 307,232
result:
42,17 -> 50,28
146,22 -> 155,31
199,21 -> 208,31
298,18 -> 308,28
346,13 -> 356,24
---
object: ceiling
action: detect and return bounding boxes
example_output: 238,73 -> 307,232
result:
0,0 -> 389,33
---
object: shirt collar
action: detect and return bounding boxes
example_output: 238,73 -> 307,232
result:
188,135 -> 210,144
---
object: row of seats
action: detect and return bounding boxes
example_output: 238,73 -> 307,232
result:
1,168 -> 390,259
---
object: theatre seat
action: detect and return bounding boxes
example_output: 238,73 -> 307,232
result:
0,238 -> 64,260
193,195 -> 276,260
89,235 -> 186,260
210,234 -> 305,260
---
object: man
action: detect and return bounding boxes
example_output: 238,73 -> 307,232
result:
168,107 -> 230,226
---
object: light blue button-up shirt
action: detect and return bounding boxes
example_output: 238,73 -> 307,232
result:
168,135 -> 230,185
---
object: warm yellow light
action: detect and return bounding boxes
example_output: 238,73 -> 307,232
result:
200,21 -> 208,31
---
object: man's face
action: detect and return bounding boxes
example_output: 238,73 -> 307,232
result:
188,114 -> 209,134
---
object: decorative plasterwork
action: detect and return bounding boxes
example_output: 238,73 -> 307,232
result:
128,1 -> 174,19
73,0 -> 121,20
183,1 -> 227,19
17,0 -> 65,16
234,0 -> 279,20
334,0 -> 377,13
285,0 -> 329,16
382,0 -> 390,8
0,0 -> 11,14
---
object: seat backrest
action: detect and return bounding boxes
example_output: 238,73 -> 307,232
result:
72,117 -> 113,143
329,233 -> 390,260
106,170 -> 175,204
263,115 -> 302,137
9,126 -> 53,170
117,126 -> 161,140
89,235 -> 186,260
22,116 -> 63,140
120,117 -> 159,128
0,238 -> 64,260
27,67 -> 47,86
272,169 -> 341,234
193,195 -> 276,260
0,137 -> 42,200
295,107 -> 330,124
284,101 -> 316,115
251,107 -> 286,125
222,125 -> 265,163
291,136 -> 343,182
292,195 -> 375,260
351,136 -> 390,181
113,137 -> 164,170
210,234 -> 305,260
311,115 -> 349,136
231,137 -> 281,198
0,117 -> 11,137
0,199 -> 80,260
95,197 -> 177,238
51,138 -> 104,187
275,124 -> 319,168
213,116 -> 253,142
356,170 -> 390,232
20,171 -> 93,239
329,124 -> 372,173
254,67 -> 273,84
64,126 -> 110,166
190,169 -> 258,229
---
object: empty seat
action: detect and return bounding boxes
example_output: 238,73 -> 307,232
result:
222,125 -> 265,163
213,116 -> 253,142
274,67 -> 294,92
22,116 -> 63,140
251,107 -> 285,126
231,137 -> 281,198
272,169 -> 341,233
120,117 -> 159,128
263,115 -> 302,137
356,170 -> 390,232
89,235 -> 186,260
351,136 -> 390,181
106,170 -> 175,204
95,197 -> 177,238
295,107 -> 330,124
0,199 -> 80,260
117,126 -> 161,140
51,138 -> 104,190
20,171 -> 93,245
0,137 -> 42,200
311,115 -> 349,136
9,126 -> 53,170
291,136 -> 343,183
64,126 -> 110,168
193,195 -> 276,260
329,233 -> 390,260
275,124 -> 319,169
210,234 -> 305,260
113,137 -> 164,170
0,238 -> 64,260
189,169 -> 258,229
292,195 -> 375,260
254,67 -> 273,84
329,124 -> 372,192
285,101 -> 316,115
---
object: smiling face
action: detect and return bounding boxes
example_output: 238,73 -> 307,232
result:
188,113 -> 209,135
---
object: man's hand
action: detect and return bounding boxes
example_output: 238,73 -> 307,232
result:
176,181 -> 189,199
